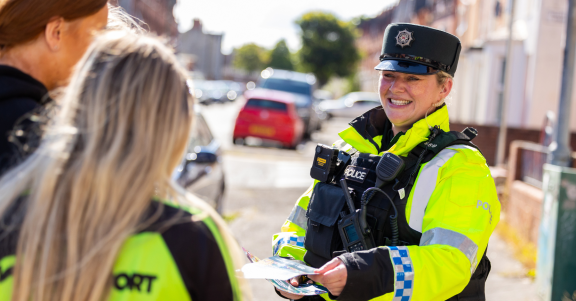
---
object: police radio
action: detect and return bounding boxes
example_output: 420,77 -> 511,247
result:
337,152 -> 405,251
337,179 -> 375,252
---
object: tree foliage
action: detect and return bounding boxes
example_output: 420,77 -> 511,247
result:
233,43 -> 267,73
268,39 -> 294,70
295,11 -> 360,87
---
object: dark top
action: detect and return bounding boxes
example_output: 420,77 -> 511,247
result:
0,65 -> 48,175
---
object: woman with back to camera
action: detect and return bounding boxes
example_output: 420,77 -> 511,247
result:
0,0 -> 108,174
273,23 -> 500,301
0,31 -> 246,301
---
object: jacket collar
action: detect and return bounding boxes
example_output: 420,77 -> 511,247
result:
0,65 -> 49,105
338,105 -> 450,156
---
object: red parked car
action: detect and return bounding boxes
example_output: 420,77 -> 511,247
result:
233,89 -> 305,148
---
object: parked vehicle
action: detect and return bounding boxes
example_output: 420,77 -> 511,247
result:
233,88 -> 305,149
191,80 -> 232,104
313,89 -> 334,101
222,80 -> 245,102
257,68 -> 320,136
173,108 -> 225,213
318,92 -> 381,119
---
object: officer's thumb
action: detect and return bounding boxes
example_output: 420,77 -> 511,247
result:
315,258 -> 342,274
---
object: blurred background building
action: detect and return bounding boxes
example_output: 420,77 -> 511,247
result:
177,19 -> 225,80
355,0 -> 576,134
113,0 -> 178,40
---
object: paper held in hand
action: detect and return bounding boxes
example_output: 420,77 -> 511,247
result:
241,248 -> 329,296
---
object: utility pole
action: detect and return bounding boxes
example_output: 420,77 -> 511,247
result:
536,2 -> 576,300
549,0 -> 576,166
495,0 -> 516,166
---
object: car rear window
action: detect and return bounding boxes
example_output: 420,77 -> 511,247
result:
260,78 -> 312,96
245,98 -> 288,112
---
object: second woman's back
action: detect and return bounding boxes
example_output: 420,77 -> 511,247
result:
0,31 -> 244,301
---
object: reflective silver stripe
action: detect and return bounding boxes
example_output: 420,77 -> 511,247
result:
409,148 -> 458,232
420,227 -> 479,274
287,205 -> 308,230
388,246 -> 414,301
447,144 -> 478,152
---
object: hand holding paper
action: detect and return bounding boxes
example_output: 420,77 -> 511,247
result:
241,248 -> 328,296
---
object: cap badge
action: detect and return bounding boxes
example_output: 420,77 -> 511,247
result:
395,29 -> 414,48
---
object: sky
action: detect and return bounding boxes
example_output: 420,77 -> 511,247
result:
173,0 -> 398,54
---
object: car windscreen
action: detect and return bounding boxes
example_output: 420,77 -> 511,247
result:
260,78 -> 312,96
245,98 -> 288,112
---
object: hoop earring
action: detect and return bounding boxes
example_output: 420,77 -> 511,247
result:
432,99 -> 445,107
424,99 -> 444,129
424,106 -> 434,130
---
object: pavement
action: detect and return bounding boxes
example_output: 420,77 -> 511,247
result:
200,101 -> 538,301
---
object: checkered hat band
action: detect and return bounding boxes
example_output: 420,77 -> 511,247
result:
380,53 -> 449,72
388,246 -> 414,301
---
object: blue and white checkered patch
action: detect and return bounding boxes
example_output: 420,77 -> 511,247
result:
273,233 -> 305,255
388,246 -> 414,301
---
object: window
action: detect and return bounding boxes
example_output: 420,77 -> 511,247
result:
496,58 -> 506,125
260,78 -> 312,96
245,99 -> 288,112
354,100 -> 380,106
188,114 -> 213,151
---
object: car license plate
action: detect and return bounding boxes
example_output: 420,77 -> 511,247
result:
249,125 -> 275,137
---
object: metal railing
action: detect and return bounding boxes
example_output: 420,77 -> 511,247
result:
508,141 -> 576,189
510,141 -> 550,189
519,148 -> 549,188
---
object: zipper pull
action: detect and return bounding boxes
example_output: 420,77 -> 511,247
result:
398,188 -> 405,200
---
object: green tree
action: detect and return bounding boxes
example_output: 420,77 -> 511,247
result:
295,11 -> 360,86
268,39 -> 294,70
233,43 -> 267,73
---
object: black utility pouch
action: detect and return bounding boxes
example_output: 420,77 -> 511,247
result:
304,183 -> 346,265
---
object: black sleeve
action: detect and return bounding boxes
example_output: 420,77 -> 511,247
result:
0,98 -> 40,174
161,218 -> 234,301
334,248 -> 395,301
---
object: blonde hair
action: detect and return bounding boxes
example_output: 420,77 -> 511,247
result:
0,31 -> 247,301
432,71 -> 453,107
106,4 -> 147,34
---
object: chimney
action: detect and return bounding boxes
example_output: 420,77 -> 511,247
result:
192,19 -> 202,31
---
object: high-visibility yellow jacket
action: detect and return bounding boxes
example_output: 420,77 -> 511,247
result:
272,105 -> 500,301
0,200 -> 242,301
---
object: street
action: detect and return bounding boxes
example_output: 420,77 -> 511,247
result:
200,101 -> 537,301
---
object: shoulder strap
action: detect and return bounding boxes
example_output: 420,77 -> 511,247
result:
411,127 -> 481,164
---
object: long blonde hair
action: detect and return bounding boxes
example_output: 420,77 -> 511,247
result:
0,31 -> 247,301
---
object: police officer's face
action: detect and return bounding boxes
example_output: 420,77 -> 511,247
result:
378,71 -> 452,133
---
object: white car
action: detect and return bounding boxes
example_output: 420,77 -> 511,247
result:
319,92 -> 381,119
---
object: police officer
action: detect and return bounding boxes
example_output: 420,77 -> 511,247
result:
273,23 -> 500,301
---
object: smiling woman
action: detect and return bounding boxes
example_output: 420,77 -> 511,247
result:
379,69 -> 453,134
273,23 -> 500,301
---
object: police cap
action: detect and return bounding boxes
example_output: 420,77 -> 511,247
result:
374,23 -> 461,77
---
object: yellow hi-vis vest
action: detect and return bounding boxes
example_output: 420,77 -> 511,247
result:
0,200 -> 242,301
272,105 -> 500,301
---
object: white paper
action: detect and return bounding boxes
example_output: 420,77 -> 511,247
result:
241,248 -> 329,296
241,256 -> 318,280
